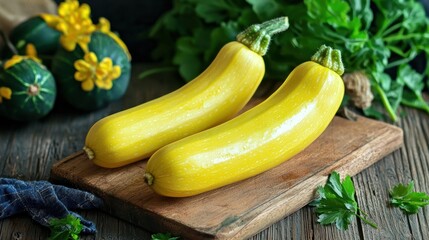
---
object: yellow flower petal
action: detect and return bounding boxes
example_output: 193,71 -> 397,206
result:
24,44 -> 42,64
85,52 -> 98,65
56,21 -> 69,34
79,35 -> 92,45
95,78 -> 113,90
74,59 -> 91,71
26,43 -> 37,57
74,71 -> 91,81
84,24 -> 96,34
59,0 -> 79,17
79,4 -> 92,18
95,70 -> 105,80
110,66 -> 122,79
99,58 -> 113,69
39,14 -> 62,28
97,17 -> 111,32
0,87 -> 12,99
77,42 -> 89,53
4,55 -> 24,69
104,80 -> 113,90
58,6 -> 70,18
81,79 -> 94,91
94,78 -> 104,88
60,35 -> 77,51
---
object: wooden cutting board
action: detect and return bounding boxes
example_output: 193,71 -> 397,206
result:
50,100 -> 403,240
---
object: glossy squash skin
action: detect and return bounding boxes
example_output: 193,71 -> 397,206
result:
51,31 -> 131,111
83,17 -> 289,168
0,59 -> 56,121
144,47 -> 345,197
85,41 -> 265,168
9,16 -> 60,56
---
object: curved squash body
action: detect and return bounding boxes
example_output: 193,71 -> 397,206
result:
85,41 -> 265,168
145,61 -> 345,197
51,31 -> 131,111
9,16 -> 60,56
0,59 -> 56,121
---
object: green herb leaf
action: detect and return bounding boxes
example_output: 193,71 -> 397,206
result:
311,172 -> 378,230
151,232 -> 180,240
173,36 -> 205,81
48,214 -> 83,240
346,0 -> 373,30
305,0 -> 351,28
246,0 -> 281,20
398,65 -> 429,114
147,0 -> 429,121
389,181 -> 429,214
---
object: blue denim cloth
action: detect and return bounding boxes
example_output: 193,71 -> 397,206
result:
0,178 -> 103,234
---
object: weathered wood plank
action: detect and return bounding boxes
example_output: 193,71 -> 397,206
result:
0,215 -> 46,240
349,106 -> 429,240
395,107 -> 429,240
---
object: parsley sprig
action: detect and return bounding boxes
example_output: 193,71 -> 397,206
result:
151,232 -> 180,240
311,172 -> 378,230
48,214 -> 83,240
389,181 -> 429,214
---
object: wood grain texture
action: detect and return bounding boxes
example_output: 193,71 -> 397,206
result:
352,106 -> 429,240
50,113 -> 403,240
0,63 -> 427,240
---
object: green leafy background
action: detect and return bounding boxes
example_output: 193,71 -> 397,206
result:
149,0 -> 429,121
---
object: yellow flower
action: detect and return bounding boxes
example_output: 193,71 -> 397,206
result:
4,44 -> 42,69
41,0 -> 96,52
40,1 -> 131,58
74,52 -> 122,91
0,87 -> 12,103
95,58 -> 121,89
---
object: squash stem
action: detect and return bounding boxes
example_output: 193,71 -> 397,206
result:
144,173 -> 154,186
28,84 -> 40,96
83,146 -> 95,160
236,17 -> 289,56
311,45 -> 345,76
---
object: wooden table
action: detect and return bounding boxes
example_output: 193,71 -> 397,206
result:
0,64 -> 428,240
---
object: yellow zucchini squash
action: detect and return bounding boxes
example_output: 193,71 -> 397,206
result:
144,45 -> 345,197
84,17 -> 289,168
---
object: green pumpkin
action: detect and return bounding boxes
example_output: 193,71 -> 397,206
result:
9,16 -> 60,57
51,31 -> 131,111
0,58 -> 57,121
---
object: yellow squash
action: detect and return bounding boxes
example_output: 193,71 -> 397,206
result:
144,45 -> 345,197
84,17 -> 289,168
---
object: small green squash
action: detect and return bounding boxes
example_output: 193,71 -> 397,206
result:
51,31 -> 131,111
0,58 -> 57,121
9,16 -> 60,57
